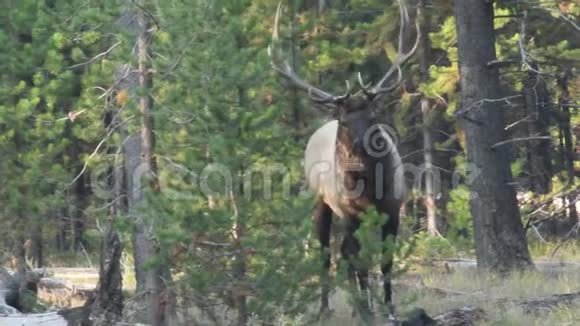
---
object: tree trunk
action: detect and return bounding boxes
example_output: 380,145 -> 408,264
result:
290,0 -> 301,138
87,72 -> 128,325
57,209 -> 69,252
128,2 -> 174,325
454,0 -> 533,272
72,172 -> 88,252
523,66 -> 552,195
30,224 -> 43,268
233,88 -> 248,326
88,220 -> 123,325
557,70 -> 578,223
232,200 -> 247,326
418,0 -> 437,236
14,236 -> 36,313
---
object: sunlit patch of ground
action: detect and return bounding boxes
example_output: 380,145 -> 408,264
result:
40,242 -> 580,324
307,261 -> 580,325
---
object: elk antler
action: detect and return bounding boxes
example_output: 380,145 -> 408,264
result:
269,2 -> 351,105
358,0 -> 420,98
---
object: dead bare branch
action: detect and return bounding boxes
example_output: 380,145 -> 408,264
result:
491,136 -> 552,149
454,95 -> 522,118
558,12 -> 580,33
67,116 -> 134,187
67,41 -> 121,70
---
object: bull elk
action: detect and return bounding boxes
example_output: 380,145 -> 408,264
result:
269,1 -> 419,318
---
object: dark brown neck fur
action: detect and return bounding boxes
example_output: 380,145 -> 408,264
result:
335,125 -> 378,212
335,124 -> 401,216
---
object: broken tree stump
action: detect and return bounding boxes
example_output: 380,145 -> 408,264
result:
0,267 -> 90,326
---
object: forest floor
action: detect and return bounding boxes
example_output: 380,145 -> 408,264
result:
316,259 -> 580,325
35,242 -> 580,325
40,262 -> 580,325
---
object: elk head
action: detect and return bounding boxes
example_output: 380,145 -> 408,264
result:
269,1 -> 420,155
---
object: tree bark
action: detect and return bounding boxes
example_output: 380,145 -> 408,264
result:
454,0 -> 533,272
14,236 -> 35,312
418,0 -> 437,236
87,73 -> 128,325
88,221 -> 123,325
129,2 -> 174,325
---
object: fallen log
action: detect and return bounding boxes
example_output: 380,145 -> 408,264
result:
0,266 -> 45,312
38,277 -> 94,308
396,282 -> 472,298
428,259 -> 580,274
388,307 -> 485,326
0,311 -> 68,326
0,267 -> 90,326
398,291 -> 580,325
0,294 -> 89,326
1,276 -> 71,326
505,291 -> 580,314
432,307 -> 486,326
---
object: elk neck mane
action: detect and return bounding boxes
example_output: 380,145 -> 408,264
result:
334,121 -> 404,209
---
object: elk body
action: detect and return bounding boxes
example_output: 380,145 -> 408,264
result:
270,1 -> 418,317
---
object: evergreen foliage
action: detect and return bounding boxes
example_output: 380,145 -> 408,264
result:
0,0 -> 577,323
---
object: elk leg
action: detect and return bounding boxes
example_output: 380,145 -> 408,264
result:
340,217 -> 360,287
340,234 -> 358,290
340,230 -> 358,317
341,218 -> 373,322
357,266 -> 371,316
357,266 -> 373,325
313,200 -> 332,315
381,211 -> 399,314
353,220 -> 370,312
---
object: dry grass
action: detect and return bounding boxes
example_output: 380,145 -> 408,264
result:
41,241 -> 580,325
33,265 -> 580,325
530,240 -> 580,261
415,267 -> 580,321
306,265 -> 580,326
